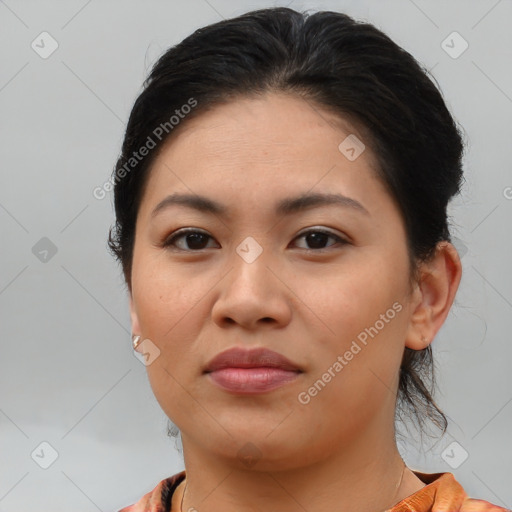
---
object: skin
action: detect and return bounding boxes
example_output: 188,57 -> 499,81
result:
129,92 -> 462,512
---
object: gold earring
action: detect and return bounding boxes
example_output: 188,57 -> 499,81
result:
132,335 -> 142,350
421,335 -> 428,343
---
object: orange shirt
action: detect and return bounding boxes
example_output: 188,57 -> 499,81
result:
118,469 -> 509,512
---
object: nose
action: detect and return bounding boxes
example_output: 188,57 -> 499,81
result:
211,245 -> 292,331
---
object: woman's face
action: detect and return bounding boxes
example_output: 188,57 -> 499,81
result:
129,92 -> 423,469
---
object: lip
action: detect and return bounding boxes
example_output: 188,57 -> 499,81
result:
204,347 -> 303,394
204,346 -> 302,373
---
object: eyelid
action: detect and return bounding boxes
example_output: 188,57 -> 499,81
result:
295,226 -> 347,240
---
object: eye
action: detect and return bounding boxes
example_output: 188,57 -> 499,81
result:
162,229 -> 218,251
291,228 -> 348,251
162,227 -> 348,252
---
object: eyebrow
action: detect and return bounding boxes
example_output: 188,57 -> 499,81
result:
151,191 -> 370,218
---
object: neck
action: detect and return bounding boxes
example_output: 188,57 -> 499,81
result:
176,417 -> 425,512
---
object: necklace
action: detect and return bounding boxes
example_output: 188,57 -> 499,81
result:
179,482 -> 186,512
383,459 -> 407,512
179,460 -> 407,512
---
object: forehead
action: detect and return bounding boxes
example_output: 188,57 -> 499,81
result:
138,92 -> 390,218
160,93 -> 373,161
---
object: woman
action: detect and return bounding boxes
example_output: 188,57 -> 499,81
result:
110,7 -> 507,512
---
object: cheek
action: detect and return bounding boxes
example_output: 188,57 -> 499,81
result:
299,252 -> 408,401
310,251 -> 407,340
131,259 -> 212,403
295,299 -> 406,444
132,257 -> 207,336
136,281 -> 215,428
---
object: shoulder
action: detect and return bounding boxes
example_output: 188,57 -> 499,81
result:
430,472 -> 509,512
457,498 -> 510,512
117,471 -> 186,512
391,471 -> 509,512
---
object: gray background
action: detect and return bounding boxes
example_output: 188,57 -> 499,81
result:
1,0 -> 511,510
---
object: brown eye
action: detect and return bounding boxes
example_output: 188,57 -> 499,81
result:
292,229 -> 348,251
162,227 -> 348,253
163,229 -> 218,251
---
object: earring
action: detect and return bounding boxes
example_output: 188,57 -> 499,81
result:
421,335 -> 428,343
132,335 -> 142,350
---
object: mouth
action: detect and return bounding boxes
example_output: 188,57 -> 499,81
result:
206,367 -> 301,394
203,346 -> 303,394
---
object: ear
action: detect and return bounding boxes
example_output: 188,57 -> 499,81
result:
405,241 -> 462,350
129,294 -> 142,336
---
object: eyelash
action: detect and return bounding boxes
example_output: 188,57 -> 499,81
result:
161,228 -> 349,253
